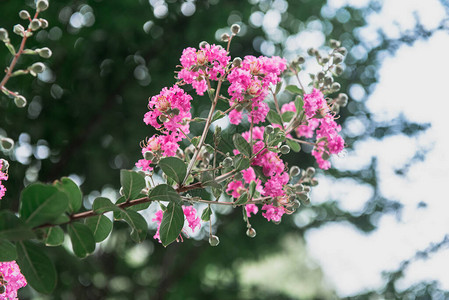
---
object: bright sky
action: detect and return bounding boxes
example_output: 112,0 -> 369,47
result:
304,0 -> 449,296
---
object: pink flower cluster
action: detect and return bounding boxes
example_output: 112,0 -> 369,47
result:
227,56 -> 286,125
282,88 -> 345,170
0,160 -> 7,200
178,44 -> 231,95
152,205 -> 201,243
136,85 -> 193,172
0,261 -> 27,300
226,126 -> 288,222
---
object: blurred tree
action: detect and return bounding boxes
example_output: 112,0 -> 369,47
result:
1,0 -> 447,299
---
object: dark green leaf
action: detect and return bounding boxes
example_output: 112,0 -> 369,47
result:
93,197 -> 121,214
252,166 -> 268,183
275,81 -> 283,94
248,181 -> 257,199
44,226 -> 64,247
191,136 -> 200,147
86,215 -> 113,243
19,183 -> 69,228
159,157 -> 187,184
211,110 -> 225,123
287,139 -> 301,152
68,223 -> 96,258
0,211 -> 35,241
54,177 -> 82,213
120,170 -> 146,201
282,111 -> 295,122
0,240 -> 17,261
267,110 -> 282,125
201,171 -> 221,188
285,84 -> 303,95
148,184 -> 181,204
119,210 -> 148,243
235,192 -> 248,205
160,202 -> 184,247
233,133 -> 251,157
201,205 -> 212,221
17,241 -> 57,294
234,154 -> 250,171
294,96 -> 304,113
212,187 -> 222,200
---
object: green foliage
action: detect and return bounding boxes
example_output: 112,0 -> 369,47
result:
233,133 -> 252,157
54,177 -> 82,213
159,202 -> 184,247
85,215 -> 113,243
0,211 -> 35,241
120,170 -> 146,201
43,226 -> 64,247
67,223 -> 96,258
148,184 -> 181,204
159,157 -> 187,184
0,240 -> 17,261
118,209 -> 148,243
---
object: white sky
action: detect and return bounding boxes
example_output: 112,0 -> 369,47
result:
304,0 -> 449,296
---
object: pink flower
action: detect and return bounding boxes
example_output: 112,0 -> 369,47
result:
135,159 -> 153,172
0,261 -> 27,300
245,204 -> 259,218
152,210 -> 164,243
242,167 -> 256,184
261,204 -> 285,222
281,101 -> 296,114
182,206 -> 201,231
303,88 -> 327,119
0,160 -> 7,200
226,180 -> 244,198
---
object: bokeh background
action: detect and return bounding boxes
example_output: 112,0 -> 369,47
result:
1,0 -> 449,299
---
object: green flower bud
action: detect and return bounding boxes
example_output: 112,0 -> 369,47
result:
19,10 -> 30,20
246,227 -> 256,238
306,166 -> 315,177
296,55 -> 305,64
159,115 -> 168,123
223,157 -> 233,168
0,28 -> 8,42
36,0 -> 49,12
303,186 -> 311,193
199,41 -> 209,49
311,179 -> 319,186
295,184 -> 304,192
289,166 -> 300,177
335,65 -> 344,76
265,125 -> 274,135
324,76 -> 333,85
1,137 -> 14,150
336,93 -> 348,106
13,24 -> 25,35
338,47 -> 347,56
37,47 -> 52,58
30,62 -> 45,74
209,235 -> 220,246
231,24 -> 240,35
232,57 -> 242,67
330,39 -> 341,48
321,57 -> 329,64
280,145 -> 290,154
29,19 -> 41,31
332,104 -> 340,114
171,107 -> 180,115
307,48 -> 316,56
0,159 -> 9,172
14,95 -> 27,108
333,53 -> 343,64
221,33 -> 230,42
331,82 -> 341,92
292,199 -> 301,209
317,71 -> 325,80
298,192 -> 310,203
39,18 -> 49,29
144,151 -> 154,161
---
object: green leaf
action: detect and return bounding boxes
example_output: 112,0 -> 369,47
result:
120,170 -> 146,201
0,240 -> 17,261
159,202 -> 184,247
19,183 -> 69,228
201,171 -> 221,188
148,184 -> 181,204
54,177 -> 82,213
44,226 -> 64,247
248,181 -> 257,199
234,192 -> 248,205
119,210 -> 148,243
191,136 -> 200,147
0,211 -> 35,241
159,157 -> 187,184
282,111 -> 295,122
287,139 -> 301,152
234,154 -> 250,171
285,85 -> 303,95
16,241 -> 57,294
233,133 -> 251,157
201,205 -> 212,221
68,223 -> 96,258
267,110 -> 282,125
93,197 -> 121,214
211,110 -> 225,123
85,215 -> 113,243
275,81 -> 283,94
252,166 -> 268,183
294,96 -> 304,113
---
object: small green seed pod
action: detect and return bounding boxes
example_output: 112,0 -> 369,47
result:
199,41 -> 209,49
29,19 -> 41,31
221,33 -> 230,42
280,145 -> 290,154
209,235 -> 220,246
36,0 -> 49,12
14,95 -> 27,108
0,28 -> 8,42
246,227 -> 256,238
37,47 -> 52,58
231,24 -> 240,35
330,39 -> 341,48
19,10 -> 30,20
223,157 -> 233,168
331,82 -> 341,92
0,137 -> 14,150
232,57 -> 242,67
289,166 -> 300,177
265,125 -> 274,135
144,151 -> 154,161
306,166 -> 315,177
30,62 -> 45,74
13,24 -> 25,35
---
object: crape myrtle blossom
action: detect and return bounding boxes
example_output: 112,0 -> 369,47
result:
0,261 -> 27,300
281,88 -> 345,170
152,206 -> 201,243
227,55 -> 287,125
0,160 -> 7,200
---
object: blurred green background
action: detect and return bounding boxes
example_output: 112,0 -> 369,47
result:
1,0 -> 448,299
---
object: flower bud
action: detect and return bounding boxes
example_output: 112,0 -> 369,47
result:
144,151 -> 154,161
335,65 -> 344,76
292,199 -> 301,209
331,82 -> 341,92
232,57 -> 242,67
317,71 -> 325,80
320,57 -> 329,64
234,172 -> 243,181
333,53 -> 343,64
14,95 -> 27,108
324,76 -> 333,85
30,62 -> 45,74
306,167 -> 315,177
280,145 -> 290,154
0,28 -> 8,42
0,159 -> 9,172
298,192 -> 310,203
331,104 -> 340,113
265,125 -> 274,135
311,179 -> 319,186
289,166 -> 300,177
13,24 -> 25,35
231,24 -> 240,35
235,104 -> 243,112
171,107 -> 180,115
246,227 -> 256,238
330,39 -> 341,48
199,41 -> 209,49
295,184 -> 304,193
296,55 -> 305,64
303,186 -> 311,193
29,19 -> 42,31
338,47 -> 347,56
209,235 -> 220,246
36,0 -> 49,12
221,33 -> 230,42
39,18 -> 49,29
336,93 -> 348,106
159,115 -> 168,123
1,137 -> 14,150
307,48 -> 316,56
37,47 -> 52,58
19,10 -> 30,20
223,157 -> 233,168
